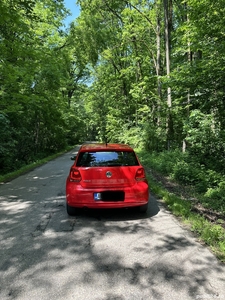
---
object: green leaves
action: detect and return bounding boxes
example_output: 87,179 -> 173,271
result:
0,0 -> 89,174
2,0 -> 225,179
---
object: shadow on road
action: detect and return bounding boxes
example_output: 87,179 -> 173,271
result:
0,148 -> 224,300
71,193 -> 160,222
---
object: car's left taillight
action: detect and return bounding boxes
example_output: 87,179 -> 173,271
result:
69,167 -> 82,182
135,167 -> 147,182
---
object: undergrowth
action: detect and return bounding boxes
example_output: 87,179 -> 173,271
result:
0,146 -> 75,183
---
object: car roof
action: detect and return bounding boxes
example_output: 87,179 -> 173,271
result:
79,143 -> 134,152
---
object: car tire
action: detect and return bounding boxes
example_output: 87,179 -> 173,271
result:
66,204 -> 80,216
139,203 -> 148,213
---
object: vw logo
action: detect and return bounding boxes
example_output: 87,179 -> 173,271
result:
106,171 -> 112,178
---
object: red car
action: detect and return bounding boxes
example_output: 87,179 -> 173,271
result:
66,143 -> 149,215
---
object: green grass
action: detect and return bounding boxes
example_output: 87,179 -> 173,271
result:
137,149 -> 225,263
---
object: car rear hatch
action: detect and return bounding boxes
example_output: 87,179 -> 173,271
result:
79,166 -> 139,188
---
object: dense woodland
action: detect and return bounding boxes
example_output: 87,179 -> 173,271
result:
1,0 -> 225,181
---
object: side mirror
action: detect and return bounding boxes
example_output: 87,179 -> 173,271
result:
71,155 -> 77,161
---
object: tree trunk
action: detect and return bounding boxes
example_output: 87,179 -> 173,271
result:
164,0 -> 173,149
164,0 -> 172,108
156,0 -> 162,126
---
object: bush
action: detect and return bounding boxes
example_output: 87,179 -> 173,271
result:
172,161 -> 200,185
138,148 -> 225,213
141,150 -> 184,176
184,110 -> 225,173
203,181 -> 225,212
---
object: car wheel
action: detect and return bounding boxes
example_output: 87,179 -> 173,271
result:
139,203 -> 148,213
66,204 -> 80,216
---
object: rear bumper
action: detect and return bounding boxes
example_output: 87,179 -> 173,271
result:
66,180 -> 149,209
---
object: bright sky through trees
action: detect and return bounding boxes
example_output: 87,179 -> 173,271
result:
64,0 -> 80,26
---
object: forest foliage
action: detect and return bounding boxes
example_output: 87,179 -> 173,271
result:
1,0 -> 225,204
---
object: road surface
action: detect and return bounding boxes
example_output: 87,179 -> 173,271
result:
0,147 -> 225,300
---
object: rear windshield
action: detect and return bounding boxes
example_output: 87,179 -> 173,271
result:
76,151 -> 139,167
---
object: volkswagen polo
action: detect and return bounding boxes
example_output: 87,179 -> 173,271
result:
66,143 -> 149,215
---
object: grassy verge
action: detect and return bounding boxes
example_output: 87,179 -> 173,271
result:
0,146 -> 75,183
137,149 -> 225,263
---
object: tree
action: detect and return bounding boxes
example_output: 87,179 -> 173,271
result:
0,0 -> 84,172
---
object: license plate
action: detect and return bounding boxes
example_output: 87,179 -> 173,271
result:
94,193 -> 102,200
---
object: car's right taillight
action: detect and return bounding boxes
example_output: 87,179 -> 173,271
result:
135,168 -> 147,182
69,167 -> 82,182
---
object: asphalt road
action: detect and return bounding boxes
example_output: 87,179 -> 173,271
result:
0,147 -> 225,300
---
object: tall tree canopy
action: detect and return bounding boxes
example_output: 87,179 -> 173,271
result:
0,0 -> 88,172
1,0 -> 225,174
